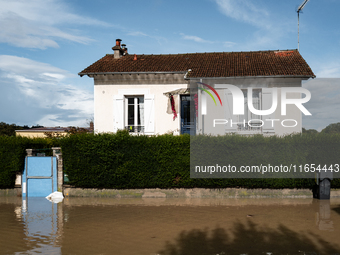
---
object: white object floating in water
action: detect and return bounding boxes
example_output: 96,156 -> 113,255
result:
46,191 -> 64,203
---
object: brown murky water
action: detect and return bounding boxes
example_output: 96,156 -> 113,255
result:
1,196 -> 340,255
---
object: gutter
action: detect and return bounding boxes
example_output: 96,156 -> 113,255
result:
79,71 -> 315,80
185,75 -> 316,80
79,71 -> 187,77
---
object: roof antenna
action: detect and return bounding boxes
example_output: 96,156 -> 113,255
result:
297,0 -> 310,51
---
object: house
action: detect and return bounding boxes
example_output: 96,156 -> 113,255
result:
16,125 -> 93,138
79,39 -> 315,136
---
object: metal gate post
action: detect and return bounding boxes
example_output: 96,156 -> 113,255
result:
313,170 -> 333,200
52,147 -> 63,192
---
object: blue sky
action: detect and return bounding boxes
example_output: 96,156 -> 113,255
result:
0,0 -> 339,130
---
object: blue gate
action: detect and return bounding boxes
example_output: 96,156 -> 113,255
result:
22,156 -> 57,197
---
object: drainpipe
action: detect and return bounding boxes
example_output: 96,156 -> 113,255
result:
184,69 -> 191,79
200,78 -> 204,135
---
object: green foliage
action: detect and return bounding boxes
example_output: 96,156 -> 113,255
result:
0,136 -> 26,188
60,130 -> 190,189
60,132 -> 340,189
302,127 -> 318,134
0,122 -> 23,136
321,122 -> 340,134
0,136 -> 60,188
189,133 -> 339,189
1,132 -> 340,189
0,122 -> 44,137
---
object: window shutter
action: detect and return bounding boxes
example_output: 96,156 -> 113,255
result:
262,88 -> 275,133
144,94 -> 155,134
224,90 -> 237,132
113,95 -> 124,132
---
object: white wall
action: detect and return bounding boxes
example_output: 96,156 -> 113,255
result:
201,87 -> 303,136
193,77 -> 308,136
94,83 -> 188,135
93,76 -> 309,136
274,88 -> 302,136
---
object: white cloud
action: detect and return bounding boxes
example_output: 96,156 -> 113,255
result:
0,55 -> 93,127
0,55 -> 72,79
41,73 -> 66,80
213,0 -> 295,50
223,41 -> 237,48
0,0 -> 109,49
180,33 -> 213,44
127,31 -> 148,37
214,0 -> 270,29
315,62 -> 340,78
0,0 -> 109,26
126,30 -> 168,48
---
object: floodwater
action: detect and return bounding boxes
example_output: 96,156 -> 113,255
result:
1,197 -> 340,255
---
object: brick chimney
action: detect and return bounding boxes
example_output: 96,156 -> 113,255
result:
121,44 -> 128,55
112,39 -> 124,59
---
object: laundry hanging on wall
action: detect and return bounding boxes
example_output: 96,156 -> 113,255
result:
164,88 -> 190,120
166,95 -> 178,120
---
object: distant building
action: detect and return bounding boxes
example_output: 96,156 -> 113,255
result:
79,39 -> 315,136
16,124 -> 93,138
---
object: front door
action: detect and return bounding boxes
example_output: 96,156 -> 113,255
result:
180,95 -> 196,135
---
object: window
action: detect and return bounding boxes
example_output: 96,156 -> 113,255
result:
237,89 -> 262,132
125,96 -> 144,133
114,93 -> 154,134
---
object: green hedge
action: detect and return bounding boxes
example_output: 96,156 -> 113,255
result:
1,132 -> 340,189
0,136 -> 60,189
60,131 -> 190,189
0,136 -> 26,188
190,133 -> 340,189
60,131 -> 340,189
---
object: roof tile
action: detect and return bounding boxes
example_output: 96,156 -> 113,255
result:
79,50 -> 315,78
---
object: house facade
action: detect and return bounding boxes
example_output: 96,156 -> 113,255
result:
79,39 -> 315,136
15,126 -> 93,138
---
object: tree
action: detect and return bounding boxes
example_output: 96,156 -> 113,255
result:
321,123 -> 340,134
302,127 -> 318,134
0,122 -> 43,136
0,122 -> 23,136
31,124 -> 44,128
66,127 -> 89,135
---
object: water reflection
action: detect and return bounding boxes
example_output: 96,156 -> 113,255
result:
16,198 -> 61,254
1,197 -> 340,255
314,199 -> 334,231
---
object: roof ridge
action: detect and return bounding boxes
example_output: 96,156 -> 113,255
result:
116,49 -> 299,57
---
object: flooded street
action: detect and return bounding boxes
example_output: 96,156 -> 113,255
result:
1,196 -> 340,255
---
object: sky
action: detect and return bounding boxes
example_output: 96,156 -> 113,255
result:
0,0 -> 339,131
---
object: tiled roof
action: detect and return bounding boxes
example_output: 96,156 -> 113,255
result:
15,127 -> 91,132
79,50 -> 315,78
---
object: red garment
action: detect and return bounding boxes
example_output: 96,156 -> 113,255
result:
170,95 -> 177,120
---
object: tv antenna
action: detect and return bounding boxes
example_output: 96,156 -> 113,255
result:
297,0 -> 310,51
